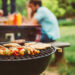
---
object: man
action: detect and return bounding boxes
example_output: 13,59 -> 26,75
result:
26,0 -> 60,43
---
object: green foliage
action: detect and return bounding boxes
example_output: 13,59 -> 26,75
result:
0,0 -> 75,18
16,0 -> 27,15
58,19 -> 75,26
16,0 -> 28,16
42,0 -> 66,17
59,0 -> 75,17
0,0 -> 2,9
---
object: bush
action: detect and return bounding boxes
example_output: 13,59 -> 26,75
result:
58,19 -> 75,26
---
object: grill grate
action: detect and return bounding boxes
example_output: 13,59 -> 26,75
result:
0,46 -> 55,61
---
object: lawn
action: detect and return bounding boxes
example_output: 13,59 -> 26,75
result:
46,26 -> 75,75
57,26 -> 75,75
58,26 -> 75,64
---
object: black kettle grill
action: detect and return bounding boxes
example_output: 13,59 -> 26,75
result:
0,42 -> 56,75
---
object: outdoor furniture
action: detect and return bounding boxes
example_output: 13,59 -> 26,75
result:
35,28 -> 71,65
0,26 -> 40,42
51,42 -> 70,65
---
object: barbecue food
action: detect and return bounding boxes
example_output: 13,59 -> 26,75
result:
0,42 -> 51,56
0,45 -> 6,49
25,47 -> 40,55
11,39 -> 25,44
0,47 -> 40,56
3,43 -> 21,47
25,42 -> 51,50
0,44 -> 40,56
25,42 -> 36,46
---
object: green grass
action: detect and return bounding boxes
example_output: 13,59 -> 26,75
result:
58,64 -> 75,75
48,26 -> 75,75
53,26 -> 75,75
58,26 -> 75,64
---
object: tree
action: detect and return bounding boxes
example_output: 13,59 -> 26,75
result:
0,0 -> 75,18
42,0 -> 66,18
59,0 -> 75,18
16,0 -> 27,16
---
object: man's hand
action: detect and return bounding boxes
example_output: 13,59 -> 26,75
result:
22,18 -> 39,26
31,18 -> 39,26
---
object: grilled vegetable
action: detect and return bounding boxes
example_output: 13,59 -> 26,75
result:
19,49 -> 25,56
0,43 -> 41,56
0,50 -> 4,55
13,51 -> 18,56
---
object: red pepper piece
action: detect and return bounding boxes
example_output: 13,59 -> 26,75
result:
13,51 -> 18,56
17,48 -> 23,51
3,48 -> 6,51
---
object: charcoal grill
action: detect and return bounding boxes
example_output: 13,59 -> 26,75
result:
0,42 -> 56,75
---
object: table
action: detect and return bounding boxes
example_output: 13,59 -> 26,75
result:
0,26 -> 40,42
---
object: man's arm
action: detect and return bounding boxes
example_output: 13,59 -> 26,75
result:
22,17 -> 39,26
27,8 -> 32,21
26,8 -> 39,25
31,18 -> 39,26
26,3 -> 32,21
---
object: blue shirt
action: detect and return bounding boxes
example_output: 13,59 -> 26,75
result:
34,7 -> 60,40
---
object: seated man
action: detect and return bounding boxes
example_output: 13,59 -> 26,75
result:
25,0 -> 60,43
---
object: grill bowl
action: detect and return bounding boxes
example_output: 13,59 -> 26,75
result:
0,42 -> 56,75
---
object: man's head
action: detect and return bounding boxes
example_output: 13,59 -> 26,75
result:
29,0 -> 42,12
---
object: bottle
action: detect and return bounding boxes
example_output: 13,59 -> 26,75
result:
8,14 -> 13,25
17,13 -> 22,26
13,13 -> 17,25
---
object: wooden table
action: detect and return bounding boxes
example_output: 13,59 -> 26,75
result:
0,26 -> 40,42
51,42 -> 70,65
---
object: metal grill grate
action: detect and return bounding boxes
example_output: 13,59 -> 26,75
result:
0,46 -> 55,61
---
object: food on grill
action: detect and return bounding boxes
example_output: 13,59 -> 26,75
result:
19,49 -> 25,56
3,43 -> 21,47
25,42 -> 51,50
25,42 -> 36,46
0,45 -> 5,49
0,42 -> 51,56
0,46 -> 11,56
11,39 -> 25,44
0,44 -> 40,56
25,47 -> 40,55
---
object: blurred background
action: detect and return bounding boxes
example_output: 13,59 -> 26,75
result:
0,0 -> 75,75
0,0 -> 75,25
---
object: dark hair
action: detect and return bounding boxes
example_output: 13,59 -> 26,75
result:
29,0 -> 42,6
